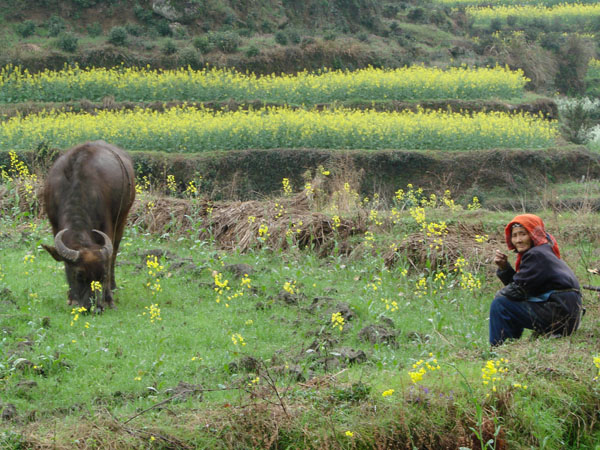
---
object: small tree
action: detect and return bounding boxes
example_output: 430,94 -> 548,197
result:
108,26 -> 128,46
47,15 -> 66,37
16,20 -> 36,38
57,32 -> 78,53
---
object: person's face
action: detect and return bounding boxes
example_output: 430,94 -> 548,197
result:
511,226 -> 532,253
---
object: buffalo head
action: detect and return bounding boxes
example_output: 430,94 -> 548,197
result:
42,229 -> 113,311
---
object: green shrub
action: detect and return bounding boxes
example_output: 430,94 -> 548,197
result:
323,31 -> 337,41
162,39 -> 178,55
489,18 -> 503,33
56,32 -> 78,52
245,45 -> 260,57
87,23 -> 102,37
16,20 -> 36,38
47,15 -> 66,37
261,20 -> 274,33
287,29 -> 301,45
192,35 -> 213,54
108,26 -> 128,46
134,3 -> 154,23
275,31 -> 288,46
178,46 -> 200,66
407,7 -> 425,23
125,23 -> 144,37
156,20 -> 173,37
212,31 -> 240,53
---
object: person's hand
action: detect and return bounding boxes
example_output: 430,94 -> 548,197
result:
494,250 -> 508,270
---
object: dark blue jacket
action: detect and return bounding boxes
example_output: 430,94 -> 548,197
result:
497,243 -> 580,301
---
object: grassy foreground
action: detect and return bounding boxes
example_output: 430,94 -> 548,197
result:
1,183 -> 600,448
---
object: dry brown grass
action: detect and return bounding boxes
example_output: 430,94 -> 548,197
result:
129,190 -> 366,253
385,222 -> 502,274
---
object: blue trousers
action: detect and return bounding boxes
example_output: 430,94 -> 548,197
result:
489,293 -> 582,346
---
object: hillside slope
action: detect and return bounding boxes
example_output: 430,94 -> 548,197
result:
0,0 -> 596,94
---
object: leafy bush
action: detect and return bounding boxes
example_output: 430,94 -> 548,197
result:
555,36 -> 593,95
86,23 -> 102,37
275,31 -> 288,46
156,20 -> 173,37
16,20 -> 36,38
211,31 -> 240,53
56,32 -> 78,53
47,15 -> 66,37
108,26 -> 128,46
407,7 -> 425,23
245,45 -> 260,57
287,29 -> 301,45
134,3 -> 154,24
558,99 -> 596,144
177,46 -> 200,66
162,39 -> 178,55
192,35 -> 213,54
125,23 -> 144,37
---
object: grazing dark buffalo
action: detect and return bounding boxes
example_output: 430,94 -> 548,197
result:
42,141 -> 135,311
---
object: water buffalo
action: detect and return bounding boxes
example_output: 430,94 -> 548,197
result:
42,141 -> 136,311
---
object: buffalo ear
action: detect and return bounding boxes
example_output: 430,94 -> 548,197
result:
42,244 -> 64,262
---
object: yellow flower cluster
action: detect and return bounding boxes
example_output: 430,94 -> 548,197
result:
381,298 -> 399,312
364,230 -> 375,248
332,215 -> 341,228
454,257 -> 482,292
258,223 -> 270,238
23,253 -> 35,276
594,356 -> 600,381
90,280 -> 102,293
282,178 -> 292,196
474,234 -> 489,243
231,333 -> 246,346
70,306 -> 87,326
143,303 -> 162,323
0,64 -> 529,103
283,280 -> 297,295
409,353 -> 441,384
0,106 -> 557,152
185,180 -> 198,197
331,312 -> 345,331
166,174 -> 177,193
482,358 -> 508,392
381,389 -> 395,397
468,196 -> 482,210
145,255 -> 164,295
1,152 -> 38,205
369,209 -> 383,226
213,271 -> 250,307
135,175 -> 151,194
286,220 -> 303,237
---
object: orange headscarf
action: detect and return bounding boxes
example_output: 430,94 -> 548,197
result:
504,214 -> 560,271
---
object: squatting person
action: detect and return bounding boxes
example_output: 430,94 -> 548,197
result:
489,213 -> 582,346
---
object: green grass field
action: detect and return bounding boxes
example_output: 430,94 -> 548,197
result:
2,183 -> 600,448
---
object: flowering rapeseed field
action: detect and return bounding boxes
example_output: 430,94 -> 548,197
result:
0,64 -> 528,103
0,106 -> 556,151
437,0 -> 596,6
466,2 -> 600,27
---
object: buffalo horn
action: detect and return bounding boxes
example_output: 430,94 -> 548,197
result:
54,229 -> 80,262
92,229 -> 113,257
